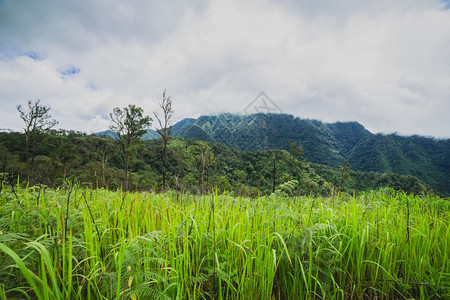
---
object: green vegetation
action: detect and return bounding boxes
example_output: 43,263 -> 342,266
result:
169,113 -> 450,195
109,104 -> 153,192
0,100 -> 435,196
0,132 -> 431,196
1,102 -> 448,299
347,133 -> 450,196
0,185 -> 448,299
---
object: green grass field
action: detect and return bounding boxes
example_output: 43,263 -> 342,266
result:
0,182 -> 448,299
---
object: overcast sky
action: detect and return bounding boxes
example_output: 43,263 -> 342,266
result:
1,0 -> 450,138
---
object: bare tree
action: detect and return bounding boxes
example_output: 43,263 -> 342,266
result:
110,104 -> 152,191
153,90 -> 173,191
17,99 -> 58,185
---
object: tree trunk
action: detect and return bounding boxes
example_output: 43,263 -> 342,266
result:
25,133 -> 30,183
30,135 -> 37,186
124,152 -> 129,192
101,153 -> 107,188
162,138 -> 167,191
206,164 -> 209,193
288,157 -> 293,181
272,151 -> 278,193
202,156 -> 205,194
2,150 -> 7,172
63,164 -> 67,181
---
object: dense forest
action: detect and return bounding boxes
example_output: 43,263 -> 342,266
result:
0,130 -> 431,196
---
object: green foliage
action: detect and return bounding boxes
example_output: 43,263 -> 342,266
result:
339,160 -> 351,191
170,113 -> 449,195
88,112 -> 450,195
110,104 -> 152,191
110,105 -> 152,143
0,131 -> 434,197
176,113 -> 352,165
216,175 -> 232,193
347,134 -> 450,195
274,179 -> 299,197
0,186 -> 448,299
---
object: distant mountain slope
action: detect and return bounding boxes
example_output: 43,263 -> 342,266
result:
327,122 -> 372,155
174,113 -> 365,166
93,130 -> 118,139
142,129 -> 160,140
172,118 -> 196,135
347,134 -> 450,194
94,129 -> 159,140
93,118 -> 196,140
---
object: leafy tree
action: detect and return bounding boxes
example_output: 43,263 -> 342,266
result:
17,100 -> 58,185
233,169 -> 247,183
98,141 -> 116,188
0,144 -> 9,173
339,160 -> 351,192
217,175 -> 232,193
184,142 -> 216,194
275,179 -> 299,197
110,104 -> 152,191
53,140 -> 77,181
167,140 -> 187,191
185,144 -> 201,187
288,141 -> 304,180
153,90 -> 173,191
198,142 -> 215,193
272,150 -> 279,193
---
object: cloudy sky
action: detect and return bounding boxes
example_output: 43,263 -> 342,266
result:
1,0 -> 450,138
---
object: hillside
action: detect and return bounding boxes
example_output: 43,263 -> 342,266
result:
347,134 -> 450,193
165,113 -> 449,195
176,114 -> 351,166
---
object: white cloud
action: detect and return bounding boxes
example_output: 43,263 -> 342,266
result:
85,115 -> 111,134
1,0 -> 449,137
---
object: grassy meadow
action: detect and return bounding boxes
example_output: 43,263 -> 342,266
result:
0,182 -> 448,299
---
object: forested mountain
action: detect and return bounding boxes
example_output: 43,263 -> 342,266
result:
162,113 -> 449,194
347,134 -> 450,194
173,114 -> 370,165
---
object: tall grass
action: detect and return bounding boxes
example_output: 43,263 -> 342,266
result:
0,183 -> 448,299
